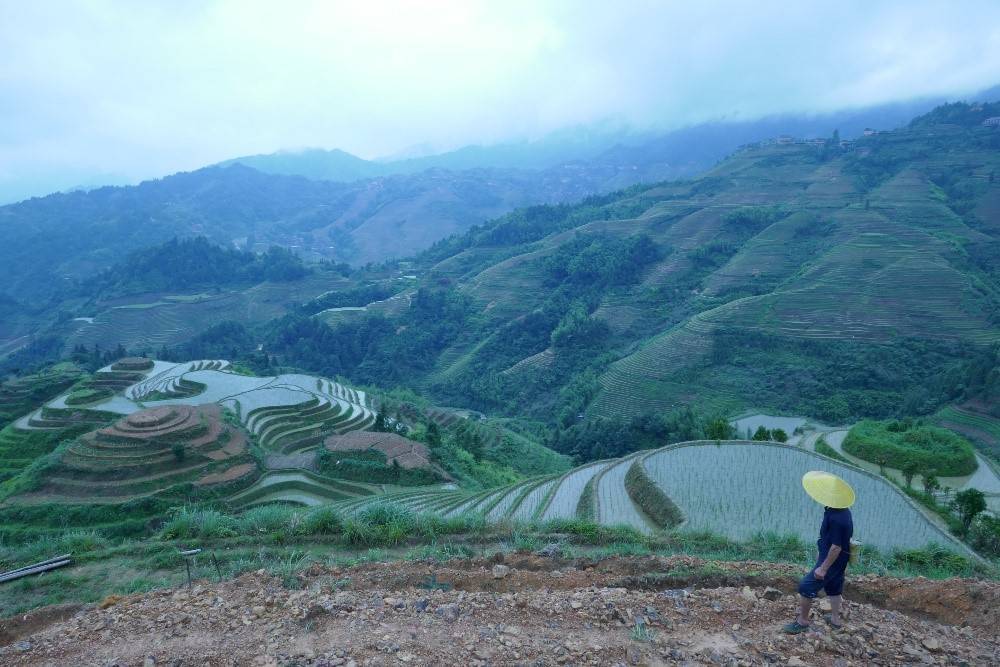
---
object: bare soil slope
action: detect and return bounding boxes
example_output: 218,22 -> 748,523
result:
4,554 -> 998,666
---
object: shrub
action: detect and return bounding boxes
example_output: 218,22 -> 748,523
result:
843,420 -> 977,477
968,514 -> 1000,557
343,502 -> 416,547
298,506 -> 343,536
624,460 -> 683,528
887,544 -> 976,575
953,489 -> 987,532
237,505 -> 297,536
160,507 -> 237,540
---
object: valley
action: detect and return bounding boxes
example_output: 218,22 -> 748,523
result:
1,101 -> 999,662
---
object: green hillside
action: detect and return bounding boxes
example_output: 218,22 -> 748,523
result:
247,102 -> 998,438
212,112 -> 1000,480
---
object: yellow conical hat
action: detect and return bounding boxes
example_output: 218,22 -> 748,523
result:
802,470 -> 855,508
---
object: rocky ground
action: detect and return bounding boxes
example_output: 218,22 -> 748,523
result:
2,554 -> 998,666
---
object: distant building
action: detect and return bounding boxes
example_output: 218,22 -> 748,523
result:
983,116 -> 1000,127
863,128 -> 877,136
808,138 -> 827,146
839,140 -> 855,149
776,135 -> 794,145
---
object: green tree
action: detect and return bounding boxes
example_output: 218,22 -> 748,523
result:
954,488 -> 987,532
752,426 -> 771,441
901,460 -> 920,489
705,417 -> 734,441
771,428 -> 788,443
425,421 -> 441,447
373,412 -> 387,432
969,514 -> 1000,557
456,424 -> 485,461
922,472 -> 939,496
172,443 -> 186,463
464,430 -> 485,462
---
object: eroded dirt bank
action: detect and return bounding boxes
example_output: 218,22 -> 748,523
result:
3,554 -> 998,666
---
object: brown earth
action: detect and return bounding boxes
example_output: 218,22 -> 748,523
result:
324,432 -> 433,470
194,462 -> 258,487
3,554 -> 998,666
323,433 -> 452,480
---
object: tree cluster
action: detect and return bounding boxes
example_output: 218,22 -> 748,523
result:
83,236 -> 308,299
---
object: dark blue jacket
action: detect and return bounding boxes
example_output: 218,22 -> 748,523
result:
817,507 -> 852,571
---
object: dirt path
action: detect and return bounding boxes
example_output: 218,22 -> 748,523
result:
3,554 -> 998,666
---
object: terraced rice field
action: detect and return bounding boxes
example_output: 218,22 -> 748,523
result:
933,405 -> 1000,459
0,364 -> 82,425
640,442 -> 965,553
33,404 -> 255,501
65,275 -> 338,354
538,460 -> 613,521
509,477 -> 558,521
2,357 -> 378,506
226,470 -> 378,508
321,440 -> 970,555
128,365 -> 375,451
594,454 -> 655,534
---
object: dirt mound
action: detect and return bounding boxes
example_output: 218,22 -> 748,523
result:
324,432 -> 433,470
3,555 -> 998,665
195,462 -> 256,487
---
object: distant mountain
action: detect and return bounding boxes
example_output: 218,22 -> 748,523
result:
216,148 -> 387,182
0,160 -> 639,302
266,101 -> 1000,428
2,88 -> 997,307
218,92 -> 982,188
218,122 -> 636,181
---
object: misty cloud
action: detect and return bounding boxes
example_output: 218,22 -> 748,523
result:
2,0 -> 1000,202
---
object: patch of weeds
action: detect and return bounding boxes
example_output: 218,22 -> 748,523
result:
409,542 -> 475,561
631,619 -> 656,642
594,541 -> 652,558
112,576 -> 164,596
160,507 -> 236,540
238,505 -> 298,537
419,573 -> 452,591
138,546 -> 185,570
298,506 -> 343,536
343,502 -> 415,547
1,529 -> 111,568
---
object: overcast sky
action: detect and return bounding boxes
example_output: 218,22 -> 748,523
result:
2,0 -> 1000,202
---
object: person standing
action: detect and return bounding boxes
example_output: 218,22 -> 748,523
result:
783,470 -> 854,633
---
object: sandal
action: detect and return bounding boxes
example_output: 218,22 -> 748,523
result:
782,621 -> 811,634
823,614 -> 843,629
